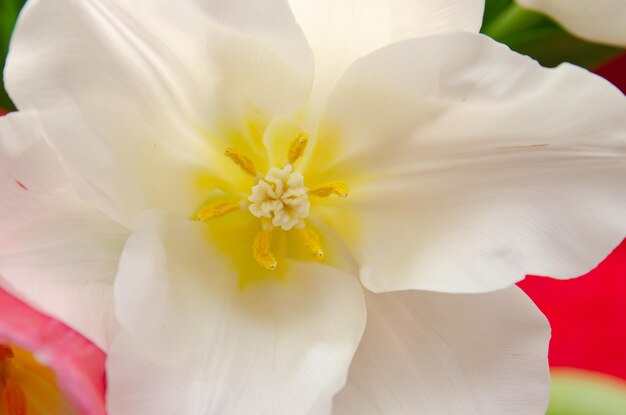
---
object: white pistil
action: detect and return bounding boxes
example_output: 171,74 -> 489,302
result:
248,164 -> 310,231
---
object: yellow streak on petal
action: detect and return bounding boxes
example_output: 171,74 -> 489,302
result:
3,382 -> 27,415
287,133 -> 308,164
298,228 -> 325,260
224,147 -> 257,177
253,229 -> 278,270
309,181 -> 349,198
196,201 -> 241,222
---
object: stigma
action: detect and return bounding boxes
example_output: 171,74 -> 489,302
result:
248,164 -> 309,231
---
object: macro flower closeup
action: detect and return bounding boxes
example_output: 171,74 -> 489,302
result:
516,0 -> 626,47
0,286 -> 106,415
1,0 -> 625,414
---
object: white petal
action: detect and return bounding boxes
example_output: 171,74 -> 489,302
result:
314,32 -> 626,293
516,0 -> 626,47
107,211 -> 365,415
333,286 -> 550,415
287,0 -> 484,110
0,112 -> 128,349
6,0 -> 313,227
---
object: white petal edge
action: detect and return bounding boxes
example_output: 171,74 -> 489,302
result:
312,32 -> 626,293
107,211 -> 366,415
333,286 -> 550,415
286,0 -> 485,118
5,0 -> 313,227
0,111 -> 129,349
516,0 -> 626,47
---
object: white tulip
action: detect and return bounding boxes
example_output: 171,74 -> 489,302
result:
2,0 -> 625,414
517,0 -> 626,47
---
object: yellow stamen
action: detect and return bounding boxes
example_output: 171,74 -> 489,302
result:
3,382 -> 27,415
196,201 -> 241,222
253,229 -> 278,270
225,147 -> 257,177
287,133 -> 308,164
299,228 -> 325,260
309,181 -> 349,198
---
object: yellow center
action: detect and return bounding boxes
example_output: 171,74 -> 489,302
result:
195,132 -> 348,271
0,344 -> 77,415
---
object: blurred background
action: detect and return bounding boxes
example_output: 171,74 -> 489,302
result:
1,0 -> 625,413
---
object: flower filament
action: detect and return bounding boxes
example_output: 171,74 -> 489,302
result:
196,133 -> 348,270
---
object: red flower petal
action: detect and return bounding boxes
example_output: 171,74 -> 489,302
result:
519,239 -> 626,380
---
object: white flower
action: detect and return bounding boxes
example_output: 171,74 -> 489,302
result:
516,0 -> 626,47
2,0 -> 626,414
0,112 -> 128,349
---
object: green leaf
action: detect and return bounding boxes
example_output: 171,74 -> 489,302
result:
482,0 -> 514,27
0,0 -> 26,111
548,369 -> 626,415
504,27 -> 621,69
482,1 -> 624,69
482,3 -> 545,40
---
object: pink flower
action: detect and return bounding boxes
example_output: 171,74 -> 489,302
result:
0,286 -> 106,414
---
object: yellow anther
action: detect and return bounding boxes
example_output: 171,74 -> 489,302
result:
253,229 -> 278,270
196,201 -> 241,222
225,147 -> 257,177
287,133 -> 308,164
3,382 -> 27,415
299,228 -> 325,260
309,181 -> 349,198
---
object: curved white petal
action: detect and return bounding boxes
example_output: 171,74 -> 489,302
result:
516,0 -> 626,47
6,0 -> 313,227
315,33 -> 626,293
107,211 -> 365,415
0,112 -> 128,350
287,0 -> 484,114
333,286 -> 550,415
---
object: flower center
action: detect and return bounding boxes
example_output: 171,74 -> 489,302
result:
1,343 -> 78,415
195,132 -> 348,271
